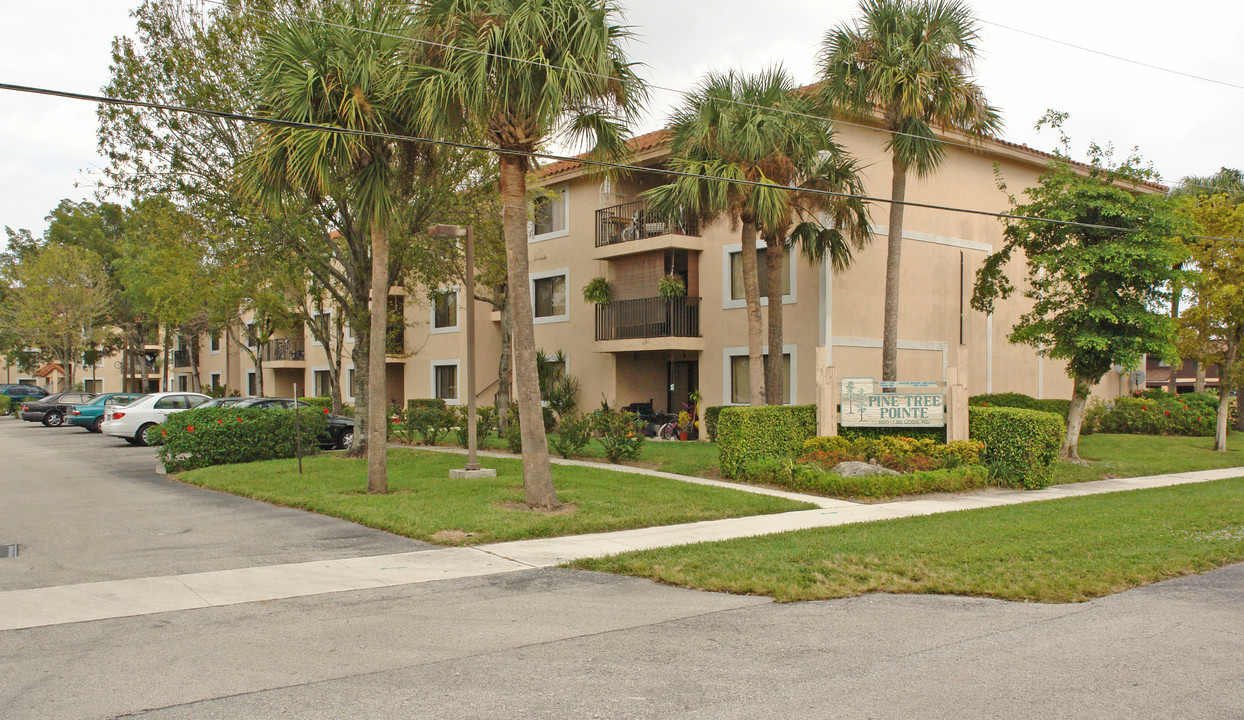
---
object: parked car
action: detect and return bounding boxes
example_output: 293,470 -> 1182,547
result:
19,392 -> 97,426
1,384 -> 50,414
101,392 -> 210,445
68,393 -> 145,433
195,397 -> 254,409
228,397 -> 354,450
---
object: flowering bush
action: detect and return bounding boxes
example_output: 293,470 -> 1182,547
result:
799,435 -> 982,474
1092,396 -> 1213,436
158,407 -> 327,472
593,409 -> 646,463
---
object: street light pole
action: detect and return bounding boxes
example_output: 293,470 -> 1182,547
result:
429,223 -> 495,480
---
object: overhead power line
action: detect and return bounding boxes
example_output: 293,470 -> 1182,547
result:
978,18 -> 1244,92
0,80 -> 1236,245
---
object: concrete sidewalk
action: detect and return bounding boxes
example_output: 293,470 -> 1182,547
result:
3,463 -> 1242,631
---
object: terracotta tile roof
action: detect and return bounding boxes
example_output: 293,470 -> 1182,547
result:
34,363 -> 64,378
537,122 -> 1168,193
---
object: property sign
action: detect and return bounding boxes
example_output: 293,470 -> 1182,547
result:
840,377 -> 946,428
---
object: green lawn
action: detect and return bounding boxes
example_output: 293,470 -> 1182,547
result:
466,434 -> 722,477
175,448 -> 811,545
1054,433 -> 1244,484
572,477 -> 1244,603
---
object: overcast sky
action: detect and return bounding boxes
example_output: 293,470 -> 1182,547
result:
2,0 -> 1242,241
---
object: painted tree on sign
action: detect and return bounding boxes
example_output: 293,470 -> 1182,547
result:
971,125 -> 1187,460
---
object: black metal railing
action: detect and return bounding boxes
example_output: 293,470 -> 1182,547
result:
595,199 -> 699,248
172,349 -> 191,368
595,297 -> 701,341
262,337 -> 306,362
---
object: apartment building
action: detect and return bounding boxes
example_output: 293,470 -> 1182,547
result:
3,123 -> 1149,412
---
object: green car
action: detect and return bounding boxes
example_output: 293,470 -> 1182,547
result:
69,393 -> 144,433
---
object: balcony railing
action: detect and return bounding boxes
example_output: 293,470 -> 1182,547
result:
595,200 -> 699,248
595,297 -> 701,341
173,349 -> 191,368
262,338 -> 306,362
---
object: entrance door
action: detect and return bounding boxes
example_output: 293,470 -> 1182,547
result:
667,361 -> 698,417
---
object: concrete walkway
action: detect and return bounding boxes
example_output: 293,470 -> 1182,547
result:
4,462 -> 1242,632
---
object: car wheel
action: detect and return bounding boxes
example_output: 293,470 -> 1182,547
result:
91,416 -> 104,433
134,423 -> 156,447
337,428 -> 354,451
44,411 -> 64,427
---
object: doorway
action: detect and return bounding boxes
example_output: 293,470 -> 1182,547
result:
667,360 -> 698,417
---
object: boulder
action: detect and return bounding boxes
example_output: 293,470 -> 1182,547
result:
832,460 -> 900,477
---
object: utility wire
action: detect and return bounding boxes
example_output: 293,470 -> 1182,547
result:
978,18 -> 1244,92
1,80 -> 1237,245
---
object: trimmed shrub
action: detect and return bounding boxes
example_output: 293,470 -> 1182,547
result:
703,405 -> 726,442
0,395 -> 10,415
594,409 -> 646,463
969,392 -> 1070,419
550,411 -> 593,459
739,458 -> 987,499
407,398 -> 447,411
969,406 -> 1064,490
1093,396 -> 1214,437
158,407 -> 327,472
402,403 -> 455,446
299,396 -> 333,413
801,435 -> 981,473
837,425 -> 946,443
717,405 -> 816,478
453,405 -> 498,448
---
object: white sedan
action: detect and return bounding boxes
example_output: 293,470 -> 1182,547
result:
102,392 -> 211,446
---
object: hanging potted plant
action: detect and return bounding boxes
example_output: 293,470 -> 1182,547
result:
657,273 -> 686,300
582,277 -> 612,305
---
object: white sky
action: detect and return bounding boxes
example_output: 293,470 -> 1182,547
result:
2,0 -> 1242,241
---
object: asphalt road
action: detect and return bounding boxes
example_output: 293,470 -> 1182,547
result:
2,415 -> 1242,719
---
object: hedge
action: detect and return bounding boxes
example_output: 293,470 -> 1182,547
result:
740,458 -> 988,499
0,396 -> 9,415
837,425 -> 946,442
157,407 -> 328,472
703,405 -> 726,441
717,405 -> 817,478
1091,396 -> 1214,437
969,392 -> 1071,419
968,406 -> 1064,490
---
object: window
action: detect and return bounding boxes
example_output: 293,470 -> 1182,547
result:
247,372 -> 257,396
433,362 -> 458,403
210,332 -> 221,353
347,367 -> 356,401
177,375 -> 188,392
246,324 -> 258,348
532,187 -> 568,240
730,247 -> 791,301
210,373 -> 221,391
83,379 -> 103,394
432,290 -> 458,331
155,395 -> 191,410
314,369 -> 332,397
532,272 -> 568,322
728,352 -> 792,405
311,312 -> 330,345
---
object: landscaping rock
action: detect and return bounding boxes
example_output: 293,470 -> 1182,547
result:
833,461 -> 900,477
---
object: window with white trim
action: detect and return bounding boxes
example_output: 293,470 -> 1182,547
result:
728,353 -> 792,405
314,369 -> 332,397
432,290 -> 458,331
729,247 -> 790,301
433,362 -> 459,403
210,373 -> 222,391
532,187 -> 568,240
532,272 -> 568,322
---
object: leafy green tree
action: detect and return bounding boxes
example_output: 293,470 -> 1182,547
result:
408,0 -> 647,509
972,132 -> 1187,460
1175,194 -> 1244,450
3,245 -> 115,387
818,0 -> 1000,385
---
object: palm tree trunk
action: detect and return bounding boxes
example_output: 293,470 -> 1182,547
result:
348,341 -> 368,458
882,154 -> 909,387
366,219 -> 389,494
499,155 -> 559,509
739,219 -> 765,405
495,288 -> 512,435
764,234 -> 784,405
1060,376 -> 1093,460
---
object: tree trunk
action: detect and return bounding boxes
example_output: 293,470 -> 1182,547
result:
1214,341 -> 1237,452
495,288 -> 512,434
499,155 -> 559,509
1168,264 -> 1181,394
366,219 -> 390,494
739,219 -> 765,405
1236,382 -> 1244,433
1195,361 -> 1206,393
764,234 -> 784,405
1060,376 -> 1093,460
190,336 -> 202,393
161,330 -> 170,392
882,154 -> 909,387
348,341 -> 368,458
330,315 -> 344,416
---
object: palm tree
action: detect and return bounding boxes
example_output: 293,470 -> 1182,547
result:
759,143 -> 872,404
646,67 -> 837,405
818,0 -> 1000,385
408,0 -> 646,509
239,0 -> 424,494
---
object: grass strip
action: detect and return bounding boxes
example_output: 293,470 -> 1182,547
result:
175,448 -> 812,545
571,477 -> 1244,603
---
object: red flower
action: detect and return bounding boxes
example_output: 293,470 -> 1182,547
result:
392,417 -> 401,424
1165,410 -> 1171,416
216,419 -> 223,424
161,430 -> 167,436
1141,406 -> 1147,411
187,426 -> 195,432
237,417 -> 243,422
322,408 -> 330,414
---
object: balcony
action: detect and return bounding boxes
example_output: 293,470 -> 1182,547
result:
595,297 -> 705,353
386,323 -> 405,358
594,200 -> 701,260
173,349 -> 191,368
262,338 -> 306,367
